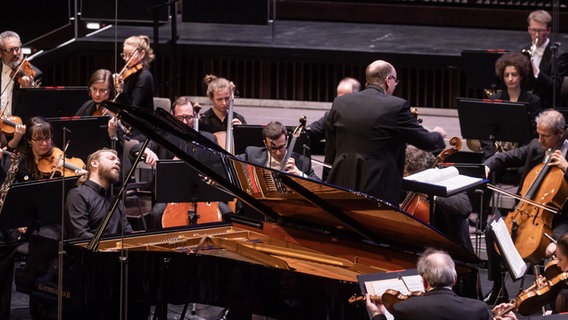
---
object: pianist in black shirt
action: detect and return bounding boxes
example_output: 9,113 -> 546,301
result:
65,148 -> 132,239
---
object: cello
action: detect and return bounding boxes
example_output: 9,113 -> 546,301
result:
401,137 -> 462,223
504,130 -> 568,265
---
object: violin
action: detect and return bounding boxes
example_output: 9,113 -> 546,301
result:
401,137 -> 462,223
495,271 -> 568,317
120,63 -> 142,81
348,289 -> 424,314
10,59 -> 39,88
0,114 -> 23,135
36,147 -> 86,177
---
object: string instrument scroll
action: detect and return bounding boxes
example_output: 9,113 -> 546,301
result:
401,136 -> 462,223
503,129 -> 568,264
280,116 -> 307,171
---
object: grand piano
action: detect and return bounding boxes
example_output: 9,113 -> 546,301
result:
16,102 -> 482,319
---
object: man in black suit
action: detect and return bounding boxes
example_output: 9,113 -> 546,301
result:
237,121 -> 318,180
365,248 -> 507,320
325,59 -> 445,206
523,10 -> 568,109
0,30 -> 42,117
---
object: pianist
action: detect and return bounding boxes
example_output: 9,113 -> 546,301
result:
65,148 -> 133,239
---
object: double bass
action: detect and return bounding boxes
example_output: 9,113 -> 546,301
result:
504,130 -> 568,265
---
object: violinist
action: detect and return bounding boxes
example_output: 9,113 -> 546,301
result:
75,69 -> 116,117
404,145 -> 474,251
113,35 -> 155,140
484,109 -> 568,305
199,74 -> 247,135
0,31 -> 42,117
365,248 -> 496,320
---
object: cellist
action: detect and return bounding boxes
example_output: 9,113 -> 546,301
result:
483,109 -> 568,305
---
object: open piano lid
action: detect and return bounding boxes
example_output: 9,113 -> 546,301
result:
104,101 -> 479,264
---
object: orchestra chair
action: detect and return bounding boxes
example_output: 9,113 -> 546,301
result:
153,97 -> 171,113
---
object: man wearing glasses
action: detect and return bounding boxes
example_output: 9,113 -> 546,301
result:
0,30 -> 42,117
523,10 -> 568,109
237,120 -> 318,179
325,59 -> 446,207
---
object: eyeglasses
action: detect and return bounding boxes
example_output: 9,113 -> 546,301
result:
528,28 -> 548,34
388,75 -> 400,85
31,136 -> 52,143
89,87 -> 109,95
120,50 -> 139,60
267,143 -> 287,152
175,115 -> 196,122
1,46 -> 21,54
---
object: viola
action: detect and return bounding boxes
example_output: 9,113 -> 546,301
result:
120,63 -> 142,81
503,129 -> 568,264
401,136 -> 462,223
0,114 -> 23,135
10,59 -> 39,88
36,147 -> 86,177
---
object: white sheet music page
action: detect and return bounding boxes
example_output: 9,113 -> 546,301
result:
490,218 -> 527,280
363,273 -> 423,320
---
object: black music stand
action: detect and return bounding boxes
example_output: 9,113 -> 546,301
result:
155,160 -> 233,224
47,116 -> 111,161
457,98 -> 532,145
0,176 -> 78,229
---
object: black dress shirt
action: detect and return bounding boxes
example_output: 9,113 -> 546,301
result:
65,179 -> 132,239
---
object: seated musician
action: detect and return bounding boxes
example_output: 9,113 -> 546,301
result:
65,148 -> 132,239
199,74 -> 247,136
236,120 -> 319,180
75,69 -> 116,117
404,145 -> 473,251
483,109 -> 568,305
0,117 -> 83,318
1,30 -> 43,118
365,248 -> 508,320
128,96 -> 226,229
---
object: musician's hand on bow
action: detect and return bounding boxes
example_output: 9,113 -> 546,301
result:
112,73 -> 124,94
492,302 -> 518,320
283,158 -> 302,176
546,242 -> 557,258
365,293 -> 386,318
548,150 -> 568,172
107,118 -> 118,140
143,148 -> 158,167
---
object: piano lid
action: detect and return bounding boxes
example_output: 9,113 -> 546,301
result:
104,101 -> 479,264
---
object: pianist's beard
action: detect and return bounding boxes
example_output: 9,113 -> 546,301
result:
100,164 -> 120,184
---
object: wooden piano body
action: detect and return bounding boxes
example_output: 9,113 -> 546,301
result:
16,103 -> 482,319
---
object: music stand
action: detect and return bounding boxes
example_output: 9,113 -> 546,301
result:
457,98 -> 532,144
0,176 -> 78,229
12,87 -> 88,123
47,116 -> 111,161
155,160 -> 233,223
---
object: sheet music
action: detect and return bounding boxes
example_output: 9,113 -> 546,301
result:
490,218 -> 527,280
404,167 -> 483,194
363,273 -> 423,320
